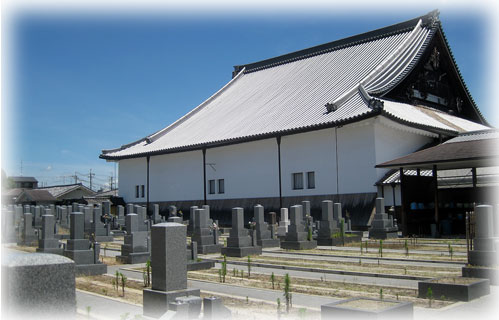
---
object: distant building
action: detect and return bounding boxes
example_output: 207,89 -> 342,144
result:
38,183 -> 96,202
15,189 -> 56,206
8,176 -> 38,189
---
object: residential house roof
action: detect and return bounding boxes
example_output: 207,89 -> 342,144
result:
38,183 -> 95,199
101,10 -> 488,160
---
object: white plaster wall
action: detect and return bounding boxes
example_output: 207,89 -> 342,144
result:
281,128 -> 337,196
336,120 -> 378,194
205,139 -> 279,199
149,151 -> 203,201
118,158 -> 147,203
374,118 -> 434,181
380,184 -> 402,206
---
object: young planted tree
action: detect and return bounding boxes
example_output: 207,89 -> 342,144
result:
404,239 -> 409,257
365,240 -> 368,253
277,298 -> 281,320
283,273 -> 291,313
379,288 -> 383,300
379,240 -> 383,258
360,241 -> 363,255
146,259 -> 151,287
115,270 -> 120,291
340,219 -> 345,245
222,255 -> 227,283
271,272 -> 275,290
448,244 -> 454,260
247,255 -> 251,278
427,287 -> 433,307
120,273 -> 127,297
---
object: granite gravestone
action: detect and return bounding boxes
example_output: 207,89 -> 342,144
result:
2,251 -> 76,319
91,206 -> 113,242
83,206 -> 93,234
468,205 -> 499,266
254,205 -> 279,248
191,208 -> 222,254
368,198 -> 398,239
281,205 -> 317,250
152,204 -> 162,224
143,223 -> 200,318
221,207 -> 262,257
187,205 -> 198,235
117,213 -> 150,264
277,208 -> 290,237
20,212 -> 37,246
317,200 -> 340,245
63,212 -> 107,276
36,215 -> 63,254
115,205 -> 126,228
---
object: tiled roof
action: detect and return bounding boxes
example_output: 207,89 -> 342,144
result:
101,11 -> 488,160
9,176 -> 38,183
38,183 -> 95,198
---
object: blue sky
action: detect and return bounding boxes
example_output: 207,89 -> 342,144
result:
1,6 -> 494,190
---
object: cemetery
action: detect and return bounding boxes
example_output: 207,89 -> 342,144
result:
1,196 -> 498,320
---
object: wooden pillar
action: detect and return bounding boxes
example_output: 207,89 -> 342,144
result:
399,168 -> 407,236
276,136 -> 283,209
202,148 -> 207,205
146,156 -> 150,216
433,165 -> 439,224
472,167 -> 477,188
391,182 -> 396,207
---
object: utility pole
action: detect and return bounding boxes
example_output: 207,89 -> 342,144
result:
89,169 -> 95,191
73,172 -> 78,184
109,175 -> 114,190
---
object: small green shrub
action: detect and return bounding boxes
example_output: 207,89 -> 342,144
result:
427,287 -> 433,307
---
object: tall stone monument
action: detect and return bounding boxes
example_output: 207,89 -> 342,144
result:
277,208 -> 290,237
143,222 -> 200,318
368,198 -> 398,239
63,212 -> 107,275
281,205 -> 317,250
222,207 -> 262,257
36,215 -> 63,254
117,213 -> 150,264
191,208 -> 222,254
317,200 -> 340,245
253,205 -> 279,248
91,207 -> 113,242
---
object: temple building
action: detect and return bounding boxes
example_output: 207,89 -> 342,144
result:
101,10 -> 493,232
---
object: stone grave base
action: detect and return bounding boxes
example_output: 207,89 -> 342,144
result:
143,288 -> 201,318
75,263 -> 107,276
317,234 -> 362,246
116,252 -> 150,264
36,247 -> 64,255
19,237 -> 38,246
258,238 -> 280,248
187,260 -> 215,271
94,235 -> 114,242
321,297 -> 413,319
418,277 -> 490,301
468,250 -> 499,267
281,240 -> 317,250
462,266 -> 499,285
221,246 -> 262,257
111,230 -> 126,236
198,244 -> 223,254
368,229 -> 398,240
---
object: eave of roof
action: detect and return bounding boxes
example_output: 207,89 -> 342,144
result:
376,138 -> 499,169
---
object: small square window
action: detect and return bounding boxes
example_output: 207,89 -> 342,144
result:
292,173 -> 303,190
141,185 -> 145,198
208,180 -> 216,194
307,171 -> 315,189
135,185 -> 139,198
218,179 -> 225,194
